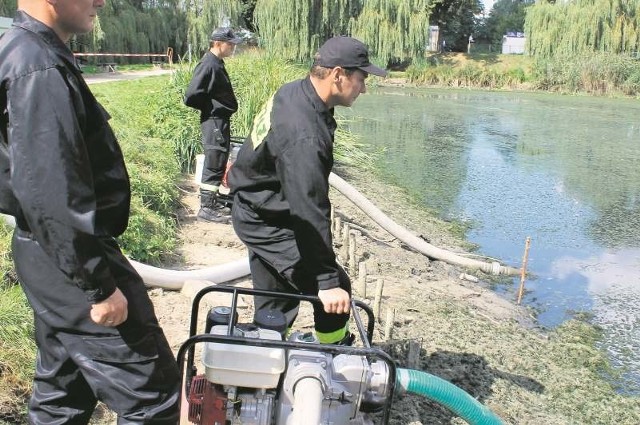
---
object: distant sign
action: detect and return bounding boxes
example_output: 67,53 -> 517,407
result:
0,17 -> 12,35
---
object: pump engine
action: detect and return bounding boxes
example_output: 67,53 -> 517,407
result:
179,287 -> 397,425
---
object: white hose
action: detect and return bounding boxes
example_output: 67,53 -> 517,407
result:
1,171 -> 517,292
289,377 -> 324,425
129,258 -> 250,290
328,173 -> 520,276
1,213 -> 250,290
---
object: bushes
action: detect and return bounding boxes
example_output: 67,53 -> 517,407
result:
530,53 -> 640,96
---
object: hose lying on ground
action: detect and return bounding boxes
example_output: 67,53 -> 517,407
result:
129,258 -> 250,290
397,368 -> 504,425
328,173 -> 520,276
1,171 -> 517,288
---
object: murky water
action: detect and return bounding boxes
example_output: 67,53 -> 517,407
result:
340,87 -> 640,392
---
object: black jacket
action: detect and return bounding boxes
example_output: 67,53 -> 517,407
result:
229,76 -> 341,290
0,11 -> 132,302
184,51 -> 238,121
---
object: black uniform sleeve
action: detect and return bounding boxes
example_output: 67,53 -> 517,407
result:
276,135 -> 340,290
8,67 -> 117,302
184,60 -> 215,111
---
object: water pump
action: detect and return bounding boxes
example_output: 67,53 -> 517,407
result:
177,286 -> 397,425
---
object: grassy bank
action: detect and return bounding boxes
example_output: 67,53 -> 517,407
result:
0,77 -> 183,422
405,52 -> 640,97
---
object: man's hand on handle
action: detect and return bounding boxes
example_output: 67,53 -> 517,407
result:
90,288 -> 128,327
318,287 -> 351,314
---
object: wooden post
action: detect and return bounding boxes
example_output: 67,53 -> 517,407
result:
334,216 -> 341,238
373,278 -> 384,320
516,236 -> 531,305
407,340 -> 421,369
348,231 -> 357,277
340,223 -> 350,261
357,261 -> 367,298
384,308 -> 395,340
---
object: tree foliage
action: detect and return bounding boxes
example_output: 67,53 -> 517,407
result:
429,0 -> 484,52
525,0 -> 640,58
195,0 -> 432,65
75,0 -> 188,60
0,0 -> 16,17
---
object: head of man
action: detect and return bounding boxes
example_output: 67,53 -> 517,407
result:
209,27 -> 242,58
310,36 -> 387,108
18,0 -> 104,42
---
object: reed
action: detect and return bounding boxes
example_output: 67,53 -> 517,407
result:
162,50 -> 377,172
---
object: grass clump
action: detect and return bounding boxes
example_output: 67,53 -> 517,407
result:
0,223 -> 34,422
157,50 -> 375,172
91,78 -> 182,265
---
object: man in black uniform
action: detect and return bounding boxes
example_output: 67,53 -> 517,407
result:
0,1 -> 180,423
185,27 -> 242,223
228,36 -> 386,344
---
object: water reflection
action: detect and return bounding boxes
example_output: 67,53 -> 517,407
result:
552,249 -> 640,392
341,87 -> 640,392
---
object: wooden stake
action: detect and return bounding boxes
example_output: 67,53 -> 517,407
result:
340,223 -> 349,261
516,236 -> 531,305
348,231 -> 357,277
373,278 -> 384,320
384,308 -> 395,340
357,261 -> 367,298
334,216 -> 341,238
330,206 -> 334,229
406,340 -> 421,369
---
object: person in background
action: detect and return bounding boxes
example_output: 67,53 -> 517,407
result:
228,36 -> 387,344
0,0 -> 180,423
184,27 -> 243,223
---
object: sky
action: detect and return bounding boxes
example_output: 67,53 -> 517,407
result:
483,0 -> 495,13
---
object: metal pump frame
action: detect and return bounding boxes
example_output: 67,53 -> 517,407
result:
177,285 -> 398,424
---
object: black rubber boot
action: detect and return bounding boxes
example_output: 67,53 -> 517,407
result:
333,332 -> 355,346
197,190 -> 231,223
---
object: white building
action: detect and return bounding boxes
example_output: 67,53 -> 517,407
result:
0,17 -> 12,35
502,32 -> 526,55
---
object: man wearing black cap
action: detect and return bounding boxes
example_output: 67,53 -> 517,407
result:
229,36 -> 387,344
185,27 -> 243,222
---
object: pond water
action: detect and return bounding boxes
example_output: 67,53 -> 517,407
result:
340,87 -> 640,392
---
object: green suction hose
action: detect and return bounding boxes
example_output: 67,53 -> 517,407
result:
397,368 -> 503,425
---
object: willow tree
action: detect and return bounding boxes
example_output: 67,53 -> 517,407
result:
349,0 -> 432,64
186,0 -> 249,55
198,0 -> 431,64
525,0 -> 640,58
71,0 -> 188,60
0,1 -> 16,17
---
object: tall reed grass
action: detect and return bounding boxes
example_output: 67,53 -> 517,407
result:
155,49 -> 377,172
532,52 -> 640,96
405,52 -> 640,97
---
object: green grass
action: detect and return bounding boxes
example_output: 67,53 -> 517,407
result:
90,77 -> 182,265
405,52 -> 640,97
0,76 -> 184,422
158,51 -> 376,173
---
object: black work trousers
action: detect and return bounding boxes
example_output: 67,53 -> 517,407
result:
232,199 -> 351,336
200,117 -> 231,197
12,231 -> 180,425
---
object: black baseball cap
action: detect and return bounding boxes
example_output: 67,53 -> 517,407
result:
314,36 -> 387,77
210,27 -> 243,44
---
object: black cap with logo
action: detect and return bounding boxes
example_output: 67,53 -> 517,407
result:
210,27 -> 243,44
314,36 -> 387,77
